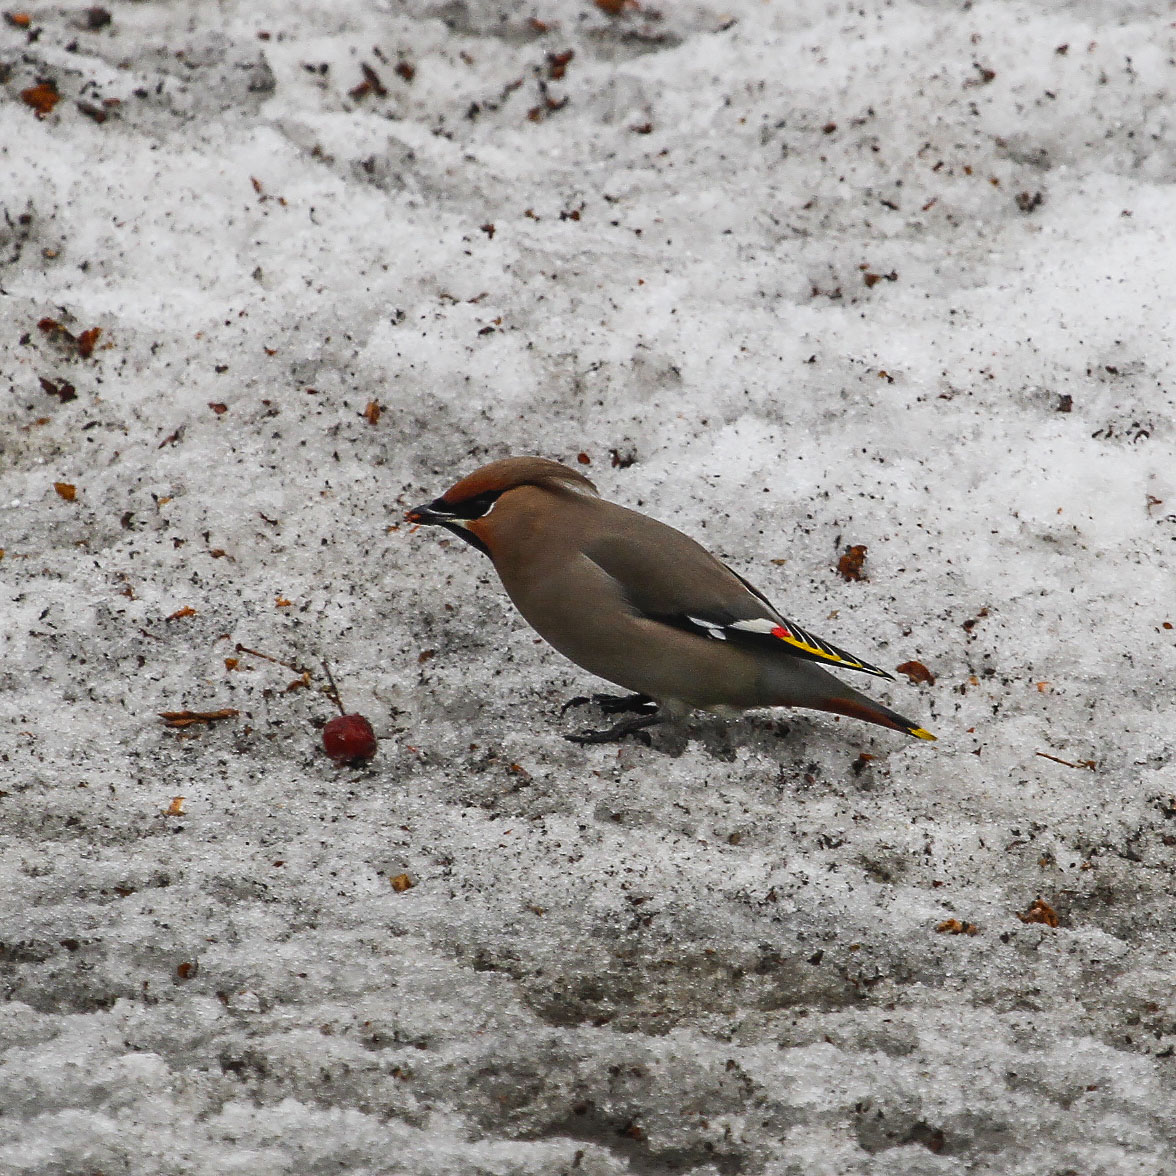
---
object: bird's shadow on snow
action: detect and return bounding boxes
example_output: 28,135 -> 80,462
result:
554,700 -> 892,767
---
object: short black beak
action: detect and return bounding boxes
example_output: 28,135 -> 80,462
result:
404,498 -> 490,557
405,501 -> 447,525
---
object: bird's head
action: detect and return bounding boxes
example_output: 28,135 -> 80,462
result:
406,456 -> 598,556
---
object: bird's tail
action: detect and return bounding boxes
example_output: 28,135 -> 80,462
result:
819,692 -> 936,741
762,660 -> 936,740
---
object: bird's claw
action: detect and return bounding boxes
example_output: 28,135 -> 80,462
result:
560,692 -> 655,717
564,712 -> 663,745
560,695 -> 593,716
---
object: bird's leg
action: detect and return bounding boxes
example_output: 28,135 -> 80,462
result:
565,710 -> 664,746
560,692 -> 655,717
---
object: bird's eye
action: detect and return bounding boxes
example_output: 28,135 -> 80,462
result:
446,490 -> 502,520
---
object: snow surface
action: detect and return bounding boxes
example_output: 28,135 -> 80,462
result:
3,0 -> 1176,1172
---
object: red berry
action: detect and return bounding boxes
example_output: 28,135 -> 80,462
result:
322,713 -> 377,764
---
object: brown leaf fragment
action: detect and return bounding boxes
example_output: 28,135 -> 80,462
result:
1017,898 -> 1059,927
961,606 -> 989,633
53,481 -> 77,501
159,709 -> 239,728
547,49 -> 574,80
363,400 -> 381,425
594,0 -> 629,13
362,63 -> 386,93
39,376 -> 77,402
350,62 -> 387,100
22,80 -> 60,117
896,660 -> 935,685
165,796 -> 186,816
480,222 -> 495,238
936,918 -> 979,935
395,60 -> 415,83
76,100 -> 107,123
1056,394 -> 1073,413
5,12 -> 32,28
166,606 -> 197,621
176,961 -> 197,980
837,544 -> 868,581
208,402 -> 228,415
76,326 -> 102,358
82,7 -> 111,30
38,317 -> 71,339
390,873 -> 414,892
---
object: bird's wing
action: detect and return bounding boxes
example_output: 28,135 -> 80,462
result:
665,602 -> 896,680
582,524 -> 895,680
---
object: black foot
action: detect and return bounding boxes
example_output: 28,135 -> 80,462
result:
560,692 -> 656,717
565,712 -> 664,746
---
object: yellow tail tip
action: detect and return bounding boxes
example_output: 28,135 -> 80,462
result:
909,727 -> 937,742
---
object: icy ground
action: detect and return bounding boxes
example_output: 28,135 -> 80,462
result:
3,1 -> 1176,1172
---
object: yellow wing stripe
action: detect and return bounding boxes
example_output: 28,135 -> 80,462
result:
718,618 -> 894,679
771,625 -> 865,668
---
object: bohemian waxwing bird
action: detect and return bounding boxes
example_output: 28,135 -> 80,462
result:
406,457 -> 936,744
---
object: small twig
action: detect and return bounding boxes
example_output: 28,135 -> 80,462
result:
160,709 -> 239,729
1035,751 -> 1097,771
234,643 -> 308,675
321,660 -> 346,715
